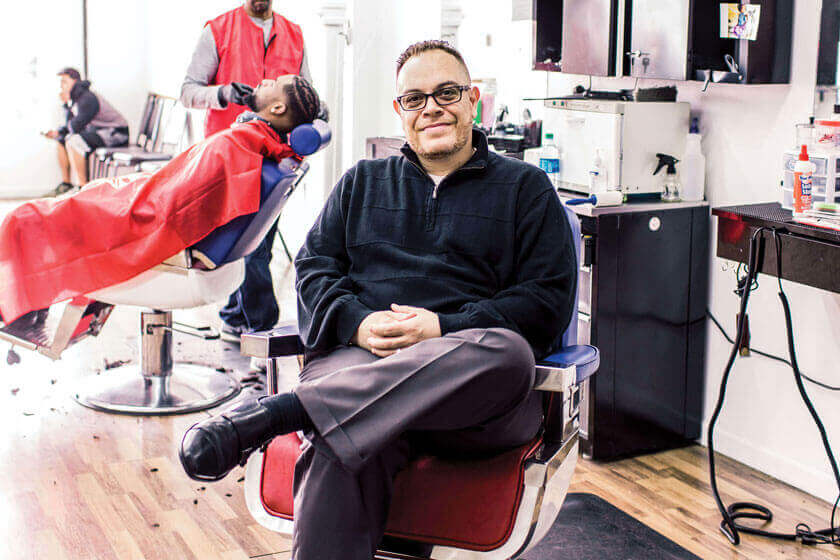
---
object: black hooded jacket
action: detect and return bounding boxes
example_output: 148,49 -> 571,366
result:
295,129 -> 577,359
58,80 -> 99,138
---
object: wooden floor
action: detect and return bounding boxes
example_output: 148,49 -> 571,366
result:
1,263 -> 837,559
573,448 -> 839,559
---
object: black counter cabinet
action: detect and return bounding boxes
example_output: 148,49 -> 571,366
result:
563,197 -> 710,461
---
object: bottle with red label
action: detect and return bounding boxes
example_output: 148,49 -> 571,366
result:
793,144 -> 815,216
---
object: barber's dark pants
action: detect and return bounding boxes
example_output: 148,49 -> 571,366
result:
291,328 -> 544,560
219,221 -> 279,331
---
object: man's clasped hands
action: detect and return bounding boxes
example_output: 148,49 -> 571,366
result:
352,304 -> 442,357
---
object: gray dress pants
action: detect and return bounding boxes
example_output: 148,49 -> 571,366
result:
291,328 -> 544,560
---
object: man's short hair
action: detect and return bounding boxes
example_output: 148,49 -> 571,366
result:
283,76 -> 321,128
395,40 -> 471,81
57,67 -> 81,81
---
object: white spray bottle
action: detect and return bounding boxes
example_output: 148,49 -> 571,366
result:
682,118 -> 706,201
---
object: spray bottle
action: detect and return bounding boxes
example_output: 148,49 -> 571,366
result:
654,153 -> 681,202
793,144 -> 815,216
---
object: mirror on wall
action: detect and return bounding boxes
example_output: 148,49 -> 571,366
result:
816,0 -> 840,118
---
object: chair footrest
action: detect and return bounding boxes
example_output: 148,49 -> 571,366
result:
240,323 -> 304,358
0,300 -> 113,360
111,152 -> 172,164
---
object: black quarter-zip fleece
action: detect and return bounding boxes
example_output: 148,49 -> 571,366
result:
295,130 -> 577,358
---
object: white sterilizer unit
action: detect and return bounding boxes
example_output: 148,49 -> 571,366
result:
540,99 -> 690,195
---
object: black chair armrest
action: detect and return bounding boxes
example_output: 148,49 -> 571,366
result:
240,322 -> 303,358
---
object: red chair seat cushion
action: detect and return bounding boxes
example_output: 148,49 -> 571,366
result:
259,433 -> 540,552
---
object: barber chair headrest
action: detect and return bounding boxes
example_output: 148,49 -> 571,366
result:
288,119 -> 331,156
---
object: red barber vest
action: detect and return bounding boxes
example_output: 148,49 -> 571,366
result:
206,6 -> 304,136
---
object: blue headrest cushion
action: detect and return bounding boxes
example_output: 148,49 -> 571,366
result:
289,119 -> 331,156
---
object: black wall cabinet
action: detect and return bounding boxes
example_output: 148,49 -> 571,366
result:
532,0 -> 793,84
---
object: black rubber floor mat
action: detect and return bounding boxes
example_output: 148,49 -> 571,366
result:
517,493 -> 701,560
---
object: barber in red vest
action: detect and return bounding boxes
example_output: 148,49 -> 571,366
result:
180,0 -> 317,350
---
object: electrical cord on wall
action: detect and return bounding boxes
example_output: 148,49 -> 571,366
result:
706,226 -> 840,547
706,311 -> 840,391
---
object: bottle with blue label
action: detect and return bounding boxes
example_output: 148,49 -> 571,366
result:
539,133 -> 561,188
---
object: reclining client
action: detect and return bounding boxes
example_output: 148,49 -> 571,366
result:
0,75 -> 321,327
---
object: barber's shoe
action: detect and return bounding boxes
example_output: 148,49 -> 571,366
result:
220,323 -> 246,344
49,182 -> 74,197
179,398 -> 275,481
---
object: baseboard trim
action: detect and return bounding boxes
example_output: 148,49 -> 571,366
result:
700,424 -> 838,504
0,186 -> 50,200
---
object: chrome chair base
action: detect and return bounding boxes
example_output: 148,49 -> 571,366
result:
74,363 -> 239,415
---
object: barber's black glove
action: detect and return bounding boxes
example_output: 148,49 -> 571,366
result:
315,103 -> 329,123
218,82 -> 256,110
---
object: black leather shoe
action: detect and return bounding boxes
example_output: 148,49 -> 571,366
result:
179,399 -> 275,481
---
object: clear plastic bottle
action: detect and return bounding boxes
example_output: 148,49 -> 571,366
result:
539,133 -> 561,188
654,153 -> 681,202
681,118 -> 706,201
588,149 -> 608,193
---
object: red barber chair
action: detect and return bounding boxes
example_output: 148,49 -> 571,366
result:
239,206 -> 598,558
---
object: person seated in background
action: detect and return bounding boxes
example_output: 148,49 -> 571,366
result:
0,75 -> 321,328
44,68 -> 130,195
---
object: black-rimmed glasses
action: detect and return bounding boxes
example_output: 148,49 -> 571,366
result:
396,85 -> 471,111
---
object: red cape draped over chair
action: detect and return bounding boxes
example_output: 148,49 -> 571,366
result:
0,120 -> 296,324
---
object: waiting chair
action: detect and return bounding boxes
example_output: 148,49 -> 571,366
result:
102,99 -> 191,177
239,205 -> 598,559
1,121 -> 331,416
89,92 -> 169,180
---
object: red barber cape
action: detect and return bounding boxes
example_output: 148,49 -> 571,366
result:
0,119 -> 296,324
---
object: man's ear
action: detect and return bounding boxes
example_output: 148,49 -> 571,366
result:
392,98 -> 401,116
469,86 -> 481,120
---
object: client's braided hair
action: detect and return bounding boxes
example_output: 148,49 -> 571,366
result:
283,76 -> 321,128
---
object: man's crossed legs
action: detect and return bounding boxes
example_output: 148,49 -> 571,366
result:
181,328 -> 543,560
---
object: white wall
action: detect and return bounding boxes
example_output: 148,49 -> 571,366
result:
687,3 -> 840,506
87,0 -> 149,158
348,0 -> 442,163
0,1 -> 85,197
456,0 -> 840,503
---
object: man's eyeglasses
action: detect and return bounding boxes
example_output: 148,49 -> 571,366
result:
396,85 -> 471,111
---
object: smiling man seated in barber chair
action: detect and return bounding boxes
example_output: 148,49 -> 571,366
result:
0,75 -> 320,329
180,40 -> 577,560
